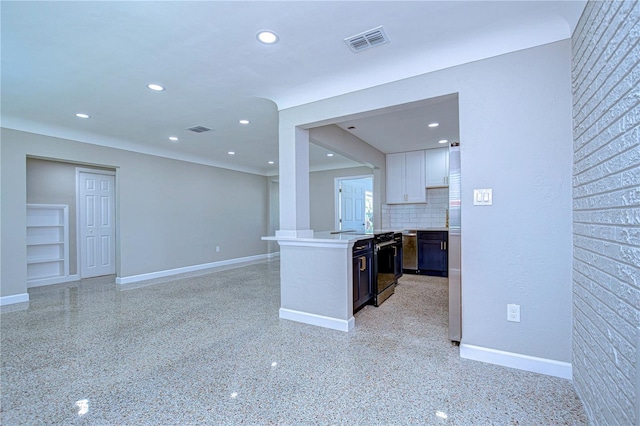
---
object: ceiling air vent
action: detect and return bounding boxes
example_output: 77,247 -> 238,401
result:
187,125 -> 211,133
344,26 -> 390,53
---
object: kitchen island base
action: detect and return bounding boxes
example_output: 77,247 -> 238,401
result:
263,233 -> 358,332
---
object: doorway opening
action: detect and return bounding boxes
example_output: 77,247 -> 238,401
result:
317,93 -> 460,342
26,158 -> 118,287
335,175 -> 373,234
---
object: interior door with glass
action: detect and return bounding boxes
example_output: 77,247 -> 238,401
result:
337,176 -> 373,233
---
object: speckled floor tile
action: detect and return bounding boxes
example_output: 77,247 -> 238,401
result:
1,261 -> 586,425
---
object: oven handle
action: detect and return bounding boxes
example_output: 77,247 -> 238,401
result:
376,240 -> 396,249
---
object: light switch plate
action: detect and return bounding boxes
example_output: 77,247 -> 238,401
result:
473,189 -> 493,205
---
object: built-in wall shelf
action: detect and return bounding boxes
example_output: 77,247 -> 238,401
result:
26,204 -> 70,287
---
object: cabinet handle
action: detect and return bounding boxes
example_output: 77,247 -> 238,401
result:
359,256 -> 366,271
444,241 -> 447,250
393,246 -> 397,257
355,245 -> 367,250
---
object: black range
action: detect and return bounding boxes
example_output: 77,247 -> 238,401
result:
370,231 -> 403,307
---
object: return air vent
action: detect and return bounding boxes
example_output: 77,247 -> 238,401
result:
344,26 -> 390,53
187,125 -> 211,133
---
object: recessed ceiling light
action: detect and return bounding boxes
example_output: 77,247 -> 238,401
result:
147,84 -> 165,91
257,30 -> 279,44
439,139 -> 448,144
228,151 -> 235,155
428,122 -> 439,128
169,136 -> 178,142
327,153 -> 334,157
268,161 -> 275,165
239,119 -> 250,125
75,113 -> 90,119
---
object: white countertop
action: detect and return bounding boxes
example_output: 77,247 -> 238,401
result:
262,231 -> 371,244
403,228 -> 450,232
262,228 -> 449,244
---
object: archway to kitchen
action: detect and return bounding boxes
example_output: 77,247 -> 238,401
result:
339,97 -> 457,343
276,93 -> 460,340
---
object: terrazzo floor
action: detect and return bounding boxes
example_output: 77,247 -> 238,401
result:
1,260 -> 587,425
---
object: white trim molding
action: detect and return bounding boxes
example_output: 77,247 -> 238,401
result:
460,343 -> 572,380
28,274 -> 80,288
0,293 -> 30,306
115,253 -> 277,285
279,308 -> 355,332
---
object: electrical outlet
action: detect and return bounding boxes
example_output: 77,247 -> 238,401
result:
507,304 -> 520,322
216,246 -> 221,252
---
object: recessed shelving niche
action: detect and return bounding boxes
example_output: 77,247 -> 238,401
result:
26,204 -> 70,287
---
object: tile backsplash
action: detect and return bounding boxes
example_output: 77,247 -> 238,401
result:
381,188 -> 448,229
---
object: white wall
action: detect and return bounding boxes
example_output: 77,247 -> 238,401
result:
309,125 -> 385,169
309,125 -> 386,232
279,40 -> 574,364
268,166 -> 374,234
309,166 -> 373,232
1,129 -> 270,298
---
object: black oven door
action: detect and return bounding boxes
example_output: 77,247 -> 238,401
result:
375,240 -> 397,306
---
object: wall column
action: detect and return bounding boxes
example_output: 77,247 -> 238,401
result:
276,124 -> 312,238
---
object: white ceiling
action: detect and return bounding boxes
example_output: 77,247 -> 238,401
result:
335,93 -> 460,154
1,1 -> 586,176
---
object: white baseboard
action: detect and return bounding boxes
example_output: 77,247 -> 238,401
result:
460,343 -> 572,380
279,308 -> 355,332
27,274 -> 80,288
115,253 -> 278,285
0,293 -> 30,306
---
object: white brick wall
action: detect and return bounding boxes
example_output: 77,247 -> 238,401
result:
381,188 -> 448,229
572,1 -> 640,424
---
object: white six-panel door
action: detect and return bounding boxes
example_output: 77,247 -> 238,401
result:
78,170 -> 115,278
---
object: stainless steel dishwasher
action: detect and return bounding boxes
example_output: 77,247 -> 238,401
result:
402,230 -> 418,273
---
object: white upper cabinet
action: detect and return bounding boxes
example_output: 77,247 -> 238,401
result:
386,151 -> 426,204
425,147 -> 449,187
404,151 -> 427,202
386,153 -> 405,204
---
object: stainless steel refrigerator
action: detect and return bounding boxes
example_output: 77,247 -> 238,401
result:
448,144 -> 462,343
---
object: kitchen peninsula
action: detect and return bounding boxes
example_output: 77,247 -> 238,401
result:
263,229 -> 402,332
263,232 -> 366,331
